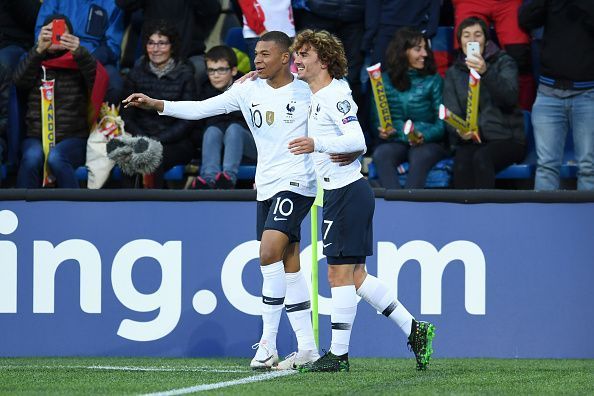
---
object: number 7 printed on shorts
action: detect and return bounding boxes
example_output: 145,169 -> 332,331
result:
323,220 -> 333,248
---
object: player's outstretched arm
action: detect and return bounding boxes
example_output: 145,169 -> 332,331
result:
122,93 -> 164,112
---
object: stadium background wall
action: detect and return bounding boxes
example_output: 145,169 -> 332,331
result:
0,190 -> 593,358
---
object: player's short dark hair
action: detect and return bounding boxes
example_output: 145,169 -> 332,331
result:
456,16 -> 490,47
205,45 -> 238,68
259,31 -> 292,53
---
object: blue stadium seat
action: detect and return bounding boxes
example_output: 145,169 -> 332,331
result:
237,165 -> 256,180
0,164 -> 6,180
496,111 -> 536,179
367,158 -> 453,188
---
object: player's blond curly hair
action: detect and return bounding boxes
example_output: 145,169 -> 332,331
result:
291,29 -> 348,79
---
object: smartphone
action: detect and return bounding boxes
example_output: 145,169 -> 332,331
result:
51,19 -> 66,45
466,41 -> 480,60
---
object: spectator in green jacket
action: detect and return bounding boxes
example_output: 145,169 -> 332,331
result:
371,27 -> 447,189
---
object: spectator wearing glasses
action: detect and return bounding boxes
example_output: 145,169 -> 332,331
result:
121,20 -> 197,188
191,45 -> 256,189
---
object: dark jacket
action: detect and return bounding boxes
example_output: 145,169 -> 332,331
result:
198,74 -> 247,131
363,0 -> 440,50
116,0 -> 221,58
0,64 -> 7,164
372,69 -> 444,144
305,0 -> 365,22
519,0 -> 594,82
0,0 -> 41,50
0,64 -> 8,144
443,42 -> 525,148
122,59 -> 197,144
13,47 -> 97,141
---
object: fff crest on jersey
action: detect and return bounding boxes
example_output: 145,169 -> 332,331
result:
266,111 -> 274,125
286,101 -> 296,114
284,100 -> 296,124
337,100 -> 351,114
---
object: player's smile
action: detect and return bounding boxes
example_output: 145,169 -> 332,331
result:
293,46 -> 321,82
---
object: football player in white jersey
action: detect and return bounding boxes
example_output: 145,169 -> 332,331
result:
123,31 -> 320,370
288,30 -> 436,372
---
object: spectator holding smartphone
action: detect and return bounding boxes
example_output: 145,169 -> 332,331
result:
14,15 -> 107,188
35,0 -> 124,103
443,17 -> 525,189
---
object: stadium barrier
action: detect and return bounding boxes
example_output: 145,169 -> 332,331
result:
0,189 -> 593,358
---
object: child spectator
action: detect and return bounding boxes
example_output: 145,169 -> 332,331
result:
191,45 -> 256,189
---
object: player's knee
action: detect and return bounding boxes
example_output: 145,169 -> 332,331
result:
327,265 -> 354,287
259,246 -> 284,265
353,265 -> 368,289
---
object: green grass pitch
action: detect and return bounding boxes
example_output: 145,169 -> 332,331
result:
0,357 -> 592,395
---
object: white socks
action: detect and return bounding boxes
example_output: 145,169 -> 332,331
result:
285,271 -> 316,351
356,274 -> 414,337
330,285 -> 357,356
260,261 -> 286,350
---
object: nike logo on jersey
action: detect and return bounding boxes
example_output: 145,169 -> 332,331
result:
323,243 -> 332,248
274,216 -> 287,221
251,102 -> 260,107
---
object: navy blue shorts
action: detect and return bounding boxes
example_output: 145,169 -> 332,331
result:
322,178 -> 374,264
257,191 -> 315,243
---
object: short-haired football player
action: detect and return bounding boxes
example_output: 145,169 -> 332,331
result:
123,31 -> 320,370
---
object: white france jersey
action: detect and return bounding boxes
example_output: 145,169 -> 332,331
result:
160,77 -> 316,201
309,78 -> 366,190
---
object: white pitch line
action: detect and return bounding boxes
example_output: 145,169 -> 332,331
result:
0,365 -> 248,373
142,370 -> 297,395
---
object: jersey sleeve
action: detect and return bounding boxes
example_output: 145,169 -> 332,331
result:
313,93 -> 367,154
159,84 -> 243,120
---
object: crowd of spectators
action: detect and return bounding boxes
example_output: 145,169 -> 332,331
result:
0,0 -> 592,191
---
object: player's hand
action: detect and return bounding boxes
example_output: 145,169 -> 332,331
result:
288,136 -> 314,155
465,53 -> 487,74
235,70 -> 258,85
329,150 -> 363,166
59,33 -> 79,53
378,126 -> 395,140
36,23 -> 52,54
122,93 -> 164,112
